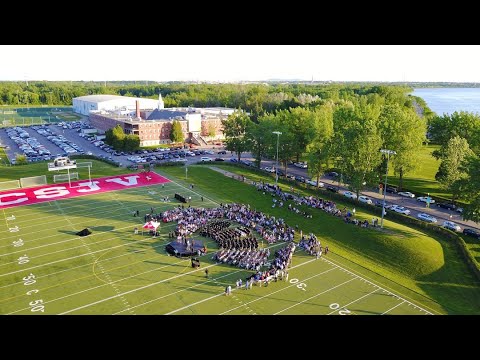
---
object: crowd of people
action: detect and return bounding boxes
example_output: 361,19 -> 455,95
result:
213,248 -> 269,270
161,203 -> 295,246
298,232 -> 321,256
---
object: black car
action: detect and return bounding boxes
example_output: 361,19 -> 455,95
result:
217,150 -> 227,155
295,176 -> 306,183
385,185 -> 398,194
436,202 -> 457,211
463,228 -> 480,239
214,158 -> 225,161
326,185 -> 338,193
326,171 -> 339,178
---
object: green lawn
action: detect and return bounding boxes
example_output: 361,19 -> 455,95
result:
0,106 -> 75,127
180,164 -> 480,314
0,161 -> 479,314
385,144 -> 450,199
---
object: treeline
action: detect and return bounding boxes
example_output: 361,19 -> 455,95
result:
0,81 -> 421,119
428,112 -> 480,222
222,91 -> 428,198
105,125 -> 140,151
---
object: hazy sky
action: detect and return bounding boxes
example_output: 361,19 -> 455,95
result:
1,45 -> 480,82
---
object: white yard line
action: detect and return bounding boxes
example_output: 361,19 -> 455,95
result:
382,300 -> 406,315
218,258 -> 329,315
320,257 -> 434,315
326,288 -> 379,315
113,269 -> 244,314
0,190 -> 184,242
274,278 -> 357,315
58,262 -> 221,315
0,235 -> 161,278
0,224 -> 178,292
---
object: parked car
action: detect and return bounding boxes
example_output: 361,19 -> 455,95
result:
385,185 -> 398,194
326,185 -> 338,193
390,205 -> 411,215
326,171 -> 339,178
343,191 -> 357,199
417,197 -> 435,204
436,202 -> 456,211
294,162 -> 308,169
217,150 -> 227,155
358,195 -> 373,205
462,228 -> 480,239
306,179 -> 324,187
200,157 -> 213,162
295,176 -> 306,183
398,191 -> 415,198
442,221 -> 461,232
417,213 -> 437,223
264,166 -> 275,173
214,158 -> 225,161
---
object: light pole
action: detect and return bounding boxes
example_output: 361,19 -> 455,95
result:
380,149 -> 396,228
273,131 -> 282,187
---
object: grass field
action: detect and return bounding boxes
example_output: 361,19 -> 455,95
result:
385,144 -> 450,199
0,106 -> 76,127
0,171 -> 434,315
1,163 -> 479,315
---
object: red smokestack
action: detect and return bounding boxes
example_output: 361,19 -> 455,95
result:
136,100 -> 140,118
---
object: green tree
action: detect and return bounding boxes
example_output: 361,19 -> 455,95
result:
429,111 -> 480,154
288,107 -> 318,162
222,110 -> 252,161
15,154 -> 27,165
454,155 -> 480,223
331,104 -> 382,198
170,120 -> 184,144
306,104 -> 334,185
378,104 -> 427,190
245,114 -> 276,168
435,136 -> 475,202
124,134 -> 140,151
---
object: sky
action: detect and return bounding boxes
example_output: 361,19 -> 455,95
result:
1,45 -> 480,83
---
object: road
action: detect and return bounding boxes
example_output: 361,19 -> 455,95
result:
1,125 -> 478,232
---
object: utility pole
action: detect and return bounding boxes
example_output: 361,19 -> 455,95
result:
273,131 -> 282,187
380,149 -> 396,228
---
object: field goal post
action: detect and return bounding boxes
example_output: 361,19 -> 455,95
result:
0,179 -> 21,191
53,172 -> 79,183
76,162 -> 93,185
20,175 -> 47,188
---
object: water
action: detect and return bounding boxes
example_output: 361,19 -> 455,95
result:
412,88 -> 480,116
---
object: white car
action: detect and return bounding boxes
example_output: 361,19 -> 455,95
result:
417,197 -> 435,204
358,196 -> 373,205
398,191 -> 415,198
343,191 -> 357,199
264,166 -> 276,173
294,162 -> 308,169
442,221 -> 461,232
200,157 -> 213,162
306,179 -> 324,187
390,205 -> 411,215
417,213 -> 437,223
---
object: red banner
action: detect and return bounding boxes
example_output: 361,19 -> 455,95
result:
0,172 -> 170,209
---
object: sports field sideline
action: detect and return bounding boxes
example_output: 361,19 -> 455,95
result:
0,172 -> 434,315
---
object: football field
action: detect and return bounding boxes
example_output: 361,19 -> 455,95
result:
0,173 -> 434,315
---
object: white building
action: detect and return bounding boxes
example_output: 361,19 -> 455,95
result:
72,94 -> 160,116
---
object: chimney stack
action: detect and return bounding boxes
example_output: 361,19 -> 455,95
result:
135,100 -> 140,119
